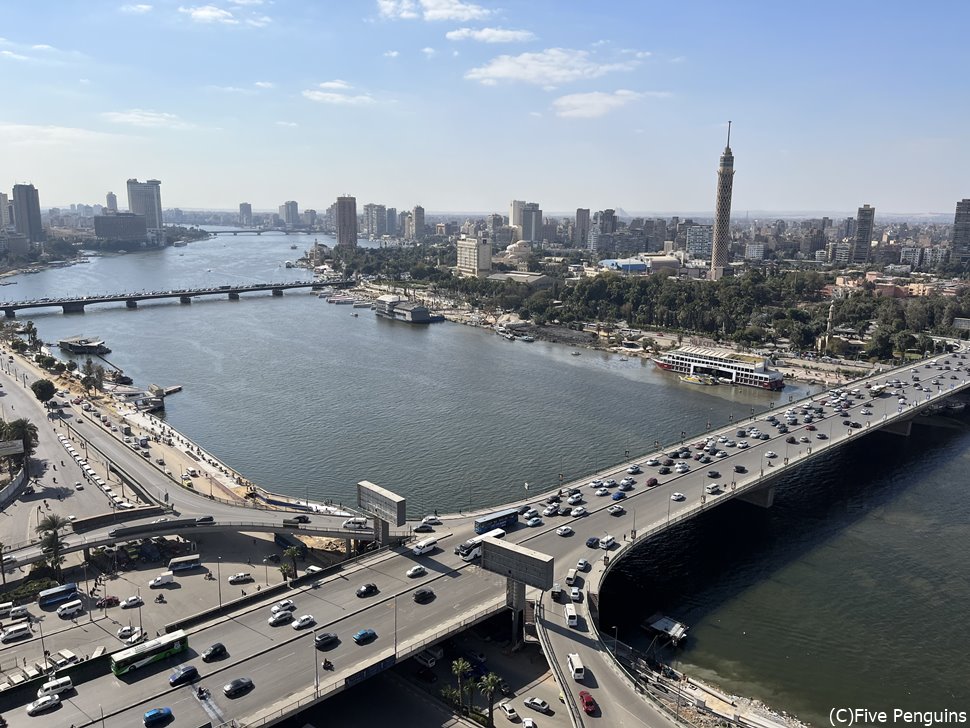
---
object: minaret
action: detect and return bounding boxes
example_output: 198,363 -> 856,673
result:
709,121 -> 735,280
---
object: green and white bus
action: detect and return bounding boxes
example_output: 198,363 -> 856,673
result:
110,630 -> 188,676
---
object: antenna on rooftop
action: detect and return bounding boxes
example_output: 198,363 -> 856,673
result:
726,120 -> 732,148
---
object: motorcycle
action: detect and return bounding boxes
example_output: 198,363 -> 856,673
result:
322,659 -> 333,671
196,686 -> 209,700
154,594 -> 165,603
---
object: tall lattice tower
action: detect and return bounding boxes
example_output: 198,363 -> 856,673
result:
710,121 -> 735,280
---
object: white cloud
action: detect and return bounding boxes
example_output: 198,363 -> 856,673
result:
422,47 -> 436,58
120,4 -> 153,13
378,0 -> 489,21
246,15 -> 272,27
465,48 -> 639,88
254,81 -> 274,88
178,5 -> 239,24
317,80 -> 352,90
302,90 -> 375,105
551,89 -> 668,118
31,44 -> 55,51
668,56 -> 686,64
229,0 -> 263,4
0,50 -> 29,61
0,123 -> 124,146
446,27 -> 535,43
205,85 -> 256,94
275,121 -> 298,127
102,109 -> 193,128
528,111 -> 541,117
79,78 -> 91,84
383,50 -> 400,58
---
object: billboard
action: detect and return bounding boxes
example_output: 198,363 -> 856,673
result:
357,480 -> 406,527
480,537 -> 554,591
0,440 -> 24,457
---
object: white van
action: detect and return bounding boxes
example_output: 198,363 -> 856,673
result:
550,582 -> 563,601
705,483 -> 721,495
414,650 -> 437,668
600,535 -> 615,550
0,601 -> 12,618
57,600 -> 84,618
150,572 -> 174,588
342,517 -> 367,530
411,538 -> 438,556
564,604 -> 578,628
565,568 -> 577,586
37,676 -> 73,698
567,653 -> 585,681
9,604 -> 30,620
1,623 -> 31,643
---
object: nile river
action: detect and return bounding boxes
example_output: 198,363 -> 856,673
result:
6,231 -> 968,722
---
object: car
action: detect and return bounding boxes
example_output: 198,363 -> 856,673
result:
525,516 -> 542,527
523,509 -> 539,520
524,696 -> 550,713
228,572 -> 252,584
413,523 -> 434,533
626,464 -> 641,474
292,614 -> 315,630
413,587 -> 435,603
587,478 -> 603,488
566,493 -> 583,505
168,664 -> 199,686
577,558 -> 590,571
202,643 -> 227,662
579,690 -> 597,714
126,628 -> 145,645
406,565 -> 426,578
611,491 -> 626,501
799,436 -> 810,443
97,595 -> 119,608
517,505 -> 532,515
645,458 -> 660,466
842,418 -> 852,425
816,432 -> 828,440
586,536 -> 600,548
734,464 -> 747,473
268,611 -> 292,626
143,707 -> 173,726
523,720 -> 537,728
764,451 -> 777,458
658,466 -> 671,474
860,409 -> 872,416
570,506 -> 586,517
595,487 -> 609,497
545,494 -> 561,504
671,492 -> 686,501
120,595 -> 143,609
314,632 -> 339,648
195,515 -> 214,524
542,504 -> 558,516
556,525 -> 573,536
608,504 -> 625,515
356,583 -> 378,597
707,470 -> 720,478
570,586 -> 582,602
223,677 -> 254,697
850,421 -> 862,428
603,478 -> 617,487
785,435 -> 797,444
74,480 -> 84,490
117,625 -> 135,638
662,458 -> 674,466
557,505 -> 572,516
353,628 -> 377,644
499,702 -> 519,721
619,477 -> 635,487
26,694 -> 61,716
806,424 -> 817,431
272,599 -> 296,613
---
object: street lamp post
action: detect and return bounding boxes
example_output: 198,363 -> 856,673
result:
38,620 -> 48,670
612,625 -> 619,653
217,557 -> 222,606
137,587 -> 143,632
313,628 -> 320,694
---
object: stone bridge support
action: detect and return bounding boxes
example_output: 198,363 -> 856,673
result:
3,309 -> 15,319
738,483 -> 775,508
62,302 -> 86,314
507,577 -> 526,644
126,299 -> 138,309
271,289 -> 283,297
880,418 -> 912,437
228,292 -> 240,300
180,296 -> 192,305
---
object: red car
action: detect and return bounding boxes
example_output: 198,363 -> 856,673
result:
96,596 -> 119,608
579,690 -> 597,715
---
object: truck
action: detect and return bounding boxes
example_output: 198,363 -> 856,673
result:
149,571 -> 174,588
122,425 -> 132,436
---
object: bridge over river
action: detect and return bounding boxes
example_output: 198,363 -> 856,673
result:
2,352 -> 968,728
0,281 -> 352,317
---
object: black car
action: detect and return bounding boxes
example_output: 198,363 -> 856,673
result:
733,464 -> 747,473
168,665 -> 199,687
850,421 -> 862,428
291,514 -> 311,523
546,494 -> 561,504
223,677 -> 254,698
413,588 -> 435,604
585,536 -> 600,548
202,643 -> 227,662
707,470 -> 720,478
785,436 -> 797,444
557,505 -> 572,516
314,632 -> 339,649
816,432 -> 828,440
658,466 -> 671,475
662,458 -> 674,466
499,678 -> 513,696
842,419 -> 852,425
196,515 -> 214,524
413,523 -> 434,533
356,583 -> 378,598
517,505 -> 532,515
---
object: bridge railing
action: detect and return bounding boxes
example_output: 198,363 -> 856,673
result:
535,595 -> 585,728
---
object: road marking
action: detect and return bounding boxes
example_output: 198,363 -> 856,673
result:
277,651 -> 295,662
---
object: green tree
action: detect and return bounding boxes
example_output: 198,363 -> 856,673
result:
36,514 -> 71,579
278,562 -> 294,580
3,418 -> 38,464
451,658 -> 471,714
30,378 -> 56,405
283,546 -> 301,579
478,672 -> 502,727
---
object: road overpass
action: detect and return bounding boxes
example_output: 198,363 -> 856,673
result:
2,351 -> 968,727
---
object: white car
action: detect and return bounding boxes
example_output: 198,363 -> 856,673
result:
406,565 -> 426,578
120,595 -> 143,609
764,451 -> 778,459
117,625 -> 135,639
228,572 -> 252,585
525,516 -> 542,527
74,481 -> 83,490
556,525 -> 573,536
499,702 -> 519,721
126,628 -> 145,645
26,694 -> 60,716
645,458 -> 660,466
566,493 -> 583,505
267,611 -> 291,626
737,440 -> 749,449
603,478 -> 617,487
608,504 -> 625,515
422,515 -> 441,525
587,479 -> 603,488
619,477 -> 635,487
671,492 -> 686,501
523,720 -> 537,728
717,450 -> 729,458
271,599 -> 296,613
543,504 -> 558,516
570,586 -> 582,601
571,506 -> 587,517
291,614 -> 315,630
577,559 -> 590,571
626,464 -> 641,474
595,487 -> 610,497
524,696 -> 550,713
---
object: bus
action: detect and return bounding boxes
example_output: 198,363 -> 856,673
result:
168,554 -> 201,572
37,583 -> 79,607
111,630 -> 188,676
455,528 -> 506,562
473,507 -> 519,535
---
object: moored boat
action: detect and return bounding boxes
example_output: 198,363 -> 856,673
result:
679,373 -> 717,385
655,346 -> 784,390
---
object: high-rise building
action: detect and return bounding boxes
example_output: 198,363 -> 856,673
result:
335,196 -> 358,249
385,208 -> 397,236
94,213 -> 148,241
279,201 -> 300,227
363,204 -> 387,238
521,202 -> 542,242
488,213 -> 504,234
709,122 -> 735,279
852,204 -> 875,265
951,199 -> 970,265
509,200 -> 525,229
456,233 -> 492,278
106,191 -> 118,213
574,208 -> 590,247
0,192 -> 8,229
239,202 -> 252,226
412,205 -> 425,240
126,179 -> 163,232
12,183 -> 45,242
686,225 -> 713,258
598,209 -> 617,235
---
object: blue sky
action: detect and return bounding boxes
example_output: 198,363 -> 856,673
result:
2,1 -> 968,215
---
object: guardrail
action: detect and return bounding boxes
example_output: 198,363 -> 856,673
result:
534,593 -> 584,728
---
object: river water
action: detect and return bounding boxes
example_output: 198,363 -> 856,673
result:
6,231 -> 968,721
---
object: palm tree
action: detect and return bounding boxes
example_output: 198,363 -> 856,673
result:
36,514 -> 71,579
278,563 -> 294,580
451,658 -> 471,715
478,672 -> 502,727
3,418 -> 38,466
283,546 -> 301,579
36,513 -> 71,536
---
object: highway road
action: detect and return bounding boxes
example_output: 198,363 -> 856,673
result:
1,348 -> 967,726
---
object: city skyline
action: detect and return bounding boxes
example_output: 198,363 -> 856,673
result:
1,1 -> 968,213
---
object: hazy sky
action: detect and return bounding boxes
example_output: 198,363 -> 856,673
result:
2,1 -> 968,215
